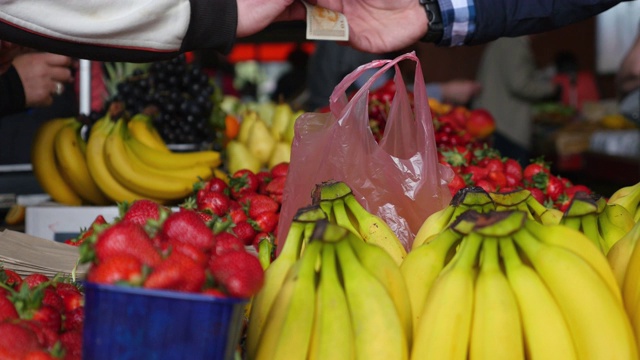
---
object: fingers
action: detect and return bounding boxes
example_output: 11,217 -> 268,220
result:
43,53 -> 73,67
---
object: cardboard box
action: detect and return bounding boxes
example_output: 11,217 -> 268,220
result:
25,203 -> 120,242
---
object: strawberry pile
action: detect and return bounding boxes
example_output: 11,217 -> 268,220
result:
431,105 -> 496,148
0,269 -> 84,360
438,144 -> 592,211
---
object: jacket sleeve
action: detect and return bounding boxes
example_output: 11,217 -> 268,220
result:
0,65 -> 26,116
467,0 -> 626,45
0,0 -> 237,62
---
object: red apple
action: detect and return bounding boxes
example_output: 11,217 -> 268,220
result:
466,109 -> 496,139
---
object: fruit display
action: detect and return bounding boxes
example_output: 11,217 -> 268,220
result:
0,269 -> 84,359
31,102 -> 224,206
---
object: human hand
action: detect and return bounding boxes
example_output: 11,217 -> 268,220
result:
0,41 -> 30,74
440,80 -> 483,105
12,52 -> 74,108
236,0 -> 307,37
308,0 -> 428,53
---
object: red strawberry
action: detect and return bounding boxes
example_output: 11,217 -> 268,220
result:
120,199 -> 165,226
447,173 -> 467,196
264,176 -> 286,203
0,322 -> 42,360
31,305 -> 62,333
233,221 -> 257,246
2,268 -> 23,290
201,288 -> 227,298
523,159 -> 550,183
63,306 -> 84,333
241,194 -> 279,219
202,177 -> 229,195
87,254 -> 143,285
212,232 -> 245,257
23,274 -> 50,289
463,165 -> 489,184
252,232 -> 274,253
565,184 -> 591,198
528,187 -> 546,205
503,158 -> 523,183
66,215 -> 108,247
59,330 -> 82,360
475,179 -> 496,193
256,170 -> 273,194
196,190 -> 231,216
209,251 -> 264,298
487,170 -> 507,189
92,222 -> 162,267
544,175 -> 566,202
227,201 -> 248,224
22,320 -> 60,350
41,287 -> 64,314
0,295 -> 19,321
505,173 -> 521,188
250,212 -> 279,234
483,158 -> 504,173
161,210 -> 215,252
229,169 -> 259,200
144,252 -> 206,293
270,162 -> 289,178
169,241 -> 210,267
55,287 -> 84,313
24,350 -> 56,360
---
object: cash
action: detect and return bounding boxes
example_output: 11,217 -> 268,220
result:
302,1 -> 349,41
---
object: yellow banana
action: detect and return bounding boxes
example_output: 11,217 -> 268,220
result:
514,227 -> 637,360
581,213 -> 607,253
469,237 -> 523,360
608,220 -> 640,288
343,193 -> 407,265
400,228 -> 461,335
127,113 -> 170,153
123,143 -> 213,183
410,232 -> 482,360
30,118 -> 83,206
500,237 -> 577,360
621,224 -> 640,321
54,119 -> 111,205
335,231 -> 408,360
331,197 -> 361,237
126,132 -> 221,170
524,220 -> 622,304
525,195 -> 563,225
609,181 -> 640,222
255,240 -> 321,360
308,243 -> 354,360
86,116 -> 161,204
103,119 -> 197,201
599,204 -> 635,254
412,204 -> 456,250
345,231 -> 413,347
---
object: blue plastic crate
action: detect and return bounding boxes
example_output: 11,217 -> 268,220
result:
82,282 -> 247,360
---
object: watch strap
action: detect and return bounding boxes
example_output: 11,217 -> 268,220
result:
419,0 -> 444,43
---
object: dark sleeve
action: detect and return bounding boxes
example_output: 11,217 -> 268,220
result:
0,66 -> 26,117
467,0 -> 625,45
0,0 -> 237,63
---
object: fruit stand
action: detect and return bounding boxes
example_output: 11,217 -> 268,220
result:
3,13 -> 640,360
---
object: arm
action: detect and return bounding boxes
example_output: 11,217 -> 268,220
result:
616,32 -> 640,98
0,65 -> 25,116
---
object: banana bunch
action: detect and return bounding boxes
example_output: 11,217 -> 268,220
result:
612,220 -> 640,346
411,187 -> 563,250
560,191 -> 635,255
609,180 -> 640,222
248,219 -> 411,360
403,210 -> 635,360
313,180 -> 408,265
226,102 -> 303,174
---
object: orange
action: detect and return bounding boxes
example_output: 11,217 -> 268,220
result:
225,114 -> 240,140
4,204 -> 26,226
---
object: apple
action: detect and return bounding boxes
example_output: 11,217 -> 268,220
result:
466,108 -> 496,139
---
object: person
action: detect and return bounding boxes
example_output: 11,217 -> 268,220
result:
471,36 -> 559,165
552,51 -> 600,112
305,40 -> 481,111
0,51 -> 74,116
0,0 -> 631,63
616,23 -> 640,123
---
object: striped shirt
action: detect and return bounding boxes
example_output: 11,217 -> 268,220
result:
439,0 -> 477,46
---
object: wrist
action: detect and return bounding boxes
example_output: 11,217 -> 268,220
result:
419,0 -> 444,44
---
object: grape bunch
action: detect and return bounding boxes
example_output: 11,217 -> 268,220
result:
109,55 -> 224,146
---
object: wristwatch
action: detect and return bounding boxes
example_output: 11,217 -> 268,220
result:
419,0 -> 444,43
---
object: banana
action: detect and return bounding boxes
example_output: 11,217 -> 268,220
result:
599,204 -> 636,254
345,231 -> 413,347
412,204 -> 456,250
581,213 -> 606,253
53,119 -> 111,205
123,142 -> 213,183
127,113 -> 170,153
469,237 -> 524,360
621,223 -> 640,321
245,206 -> 324,359
513,227 -> 638,360
332,197 -> 361,237
500,237 -> 577,360
254,240 -> 321,360
126,131 -> 221,170
410,232 -> 482,360
85,115 -> 160,204
103,118 -> 197,200
400,228 -> 461,335
488,188 -> 531,208
31,118 -> 83,206
608,220 -> 640,288
525,195 -> 563,225
609,181 -> 640,222
335,231 -> 408,360
308,243 -> 354,360
343,193 -> 407,265
524,220 -> 623,304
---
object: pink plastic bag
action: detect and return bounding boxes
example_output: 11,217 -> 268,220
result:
276,51 -> 453,252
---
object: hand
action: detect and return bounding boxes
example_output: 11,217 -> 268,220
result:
236,0 -> 307,37
440,80 -> 483,105
308,0 -> 428,53
0,41 -> 30,74
12,52 -> 74,108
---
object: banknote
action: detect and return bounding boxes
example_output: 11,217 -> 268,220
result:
302,1 -> 349,41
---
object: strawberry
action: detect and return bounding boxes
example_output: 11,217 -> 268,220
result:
201,288 -> 227,298
447,173 -> 467,196
565,184 -> 591,198
475,179 -> 496,193
527,187 -> 546,205
23,273 -> 50,289
169,241 -> 210,267
212,232 -> 245,257
0,322 -> 42,360
270,162 -> 289,178
544,175 -> 566,202
487,170 -> 507,190
196,190 -> 231,217
523,158 -> 550,183
2,268 -> 23,290
252,232 -> 274,253
227,201 -> 248,224
483,158 -> 504,173
21,320 -> 60,350
55,287 -> 84,313
144,252 -> 206,293
41,287 -> 64,314
256,170 -> 273,195
89,222 -> 162,267
503,158 -> 523,183
264,176 -> 286,203
505,173 -> 521,188
66,215 -> 108,247
24,350 -> 56,360
201,177 -> 229,195
87,254 -> 143,285
63,306 -> 84,332
250,212 -> 279,234
59,330 -> 82,360
0,295 -> 19,321
209,251 -> 264,298
31,305 -> 62,333
438,145 -> 472,167
233,220 -> 257,246
229,169 -> 259,200
120,199 -> 165,227
161,210 -> 215,252
463,165 -> 489,185
241,194 -> 279,219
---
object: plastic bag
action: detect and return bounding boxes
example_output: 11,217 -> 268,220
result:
276,51 -> 453,252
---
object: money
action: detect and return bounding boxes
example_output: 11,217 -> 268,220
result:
302,1 -> 349,41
